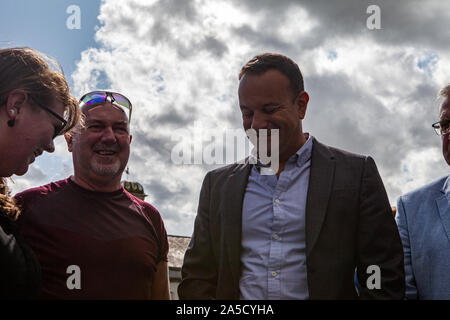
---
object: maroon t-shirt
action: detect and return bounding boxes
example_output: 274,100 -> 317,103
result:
14,178 -> 168,300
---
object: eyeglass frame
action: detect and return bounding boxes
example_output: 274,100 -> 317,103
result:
30,97 -> 67,139
432,120 -> 450,136
78,91 -> 132,122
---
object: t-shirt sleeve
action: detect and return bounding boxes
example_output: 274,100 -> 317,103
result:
144,204 -> 169,263
159,217 -> 169,263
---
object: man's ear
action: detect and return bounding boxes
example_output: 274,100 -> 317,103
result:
295,91 -> 309,120
129,134 -> 132,144
65,133 -> 74,152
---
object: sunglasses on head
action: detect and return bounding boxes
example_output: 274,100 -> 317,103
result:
79,91 -> 132,122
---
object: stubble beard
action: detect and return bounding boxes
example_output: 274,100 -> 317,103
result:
90,157 -> 122,177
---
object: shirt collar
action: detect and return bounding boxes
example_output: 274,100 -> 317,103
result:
289,133 -> 313,168
251,133 -> 313,171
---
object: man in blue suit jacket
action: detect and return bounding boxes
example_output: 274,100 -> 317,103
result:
396,84 -> 450,299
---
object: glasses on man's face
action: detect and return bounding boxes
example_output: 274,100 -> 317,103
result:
31,97 -> 67,139
432,120 -> 450,136
79,91 -> 132,122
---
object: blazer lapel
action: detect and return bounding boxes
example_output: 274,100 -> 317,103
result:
222,161 -> 251,289
437,176 -> 450,244
305,138 -> 336,257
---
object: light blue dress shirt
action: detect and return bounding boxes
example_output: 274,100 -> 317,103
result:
239,135 -> 313,300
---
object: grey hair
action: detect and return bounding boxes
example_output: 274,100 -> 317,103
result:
437,84 -> 450,115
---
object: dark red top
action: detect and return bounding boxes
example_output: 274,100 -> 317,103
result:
15,178 -> 168,300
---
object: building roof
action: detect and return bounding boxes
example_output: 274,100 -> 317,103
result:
168,235 -> 191,270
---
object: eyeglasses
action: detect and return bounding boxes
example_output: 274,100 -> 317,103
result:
31,97 -> 67,139
432,120 -> 450,136
79,91 -> 132,122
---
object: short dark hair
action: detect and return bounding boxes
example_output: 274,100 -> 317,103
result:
239,53 -> 304,95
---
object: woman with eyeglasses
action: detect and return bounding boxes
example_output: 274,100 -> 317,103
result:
0,47 -> 81,299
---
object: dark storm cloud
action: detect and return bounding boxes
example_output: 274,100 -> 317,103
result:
131,129 -> 175,162
152,106 -> 197,127
146,179 -> 190,204
231,24 -> 293,53
232,0 -> 449,51
304,68 -> 442,199
200,36 -> 229,58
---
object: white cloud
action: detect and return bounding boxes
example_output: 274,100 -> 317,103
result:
12,0 -> 450,236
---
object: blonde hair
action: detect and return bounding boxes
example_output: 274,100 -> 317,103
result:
0,178 -> 20,220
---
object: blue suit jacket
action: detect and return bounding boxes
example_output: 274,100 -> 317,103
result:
396,175 -> 450,299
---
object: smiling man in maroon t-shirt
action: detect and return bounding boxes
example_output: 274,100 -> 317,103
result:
15,91 -> 170,299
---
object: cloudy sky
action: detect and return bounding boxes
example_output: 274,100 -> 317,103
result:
2,0 -> 449,236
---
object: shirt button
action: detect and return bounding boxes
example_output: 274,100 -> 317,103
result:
271,271 -> 277,277
273,234 -> 279,240
275,199 -> 280,204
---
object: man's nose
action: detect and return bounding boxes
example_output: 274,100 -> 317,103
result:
251,112 -> 267,132
100,127 -> 118,143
